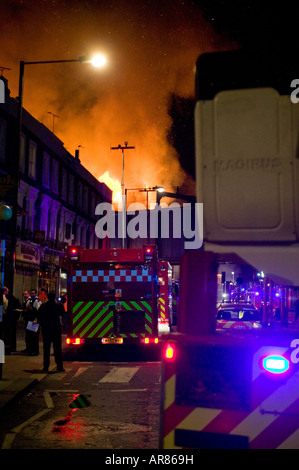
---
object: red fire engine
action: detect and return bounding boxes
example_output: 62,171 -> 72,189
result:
66,244 -> 159,346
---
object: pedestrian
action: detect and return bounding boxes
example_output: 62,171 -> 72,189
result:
24,289 -> 42,355
60,291 -> 68,333
2,286 -> 21,354
0,287 -> 5,346
37,291 -> 65,372
21,290 -> 31,354
295,299 -> 299,322
39,288 -> 48,304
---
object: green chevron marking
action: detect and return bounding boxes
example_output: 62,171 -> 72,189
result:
73,302 -> 105,334
80,307 -> 113,337
140,301 -> 152,313
73,301 -> 94,323
88,316 -> 114,338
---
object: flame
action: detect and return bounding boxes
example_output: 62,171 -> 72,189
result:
99,171 -> 122,209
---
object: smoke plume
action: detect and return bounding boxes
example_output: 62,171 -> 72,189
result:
0,0 -> 234,198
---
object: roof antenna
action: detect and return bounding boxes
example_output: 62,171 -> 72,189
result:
0,66 -> 11,76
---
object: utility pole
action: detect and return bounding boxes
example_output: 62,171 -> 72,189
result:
111,142 -> 135,248
111,142 -> 135,198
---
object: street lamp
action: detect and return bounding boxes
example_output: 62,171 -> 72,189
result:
124,186 -> 165,248
8,54 -> 107,293
125,186 -> 165,210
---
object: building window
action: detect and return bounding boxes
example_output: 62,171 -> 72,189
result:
69,174 -> 74,205
28,140 -> 37,179
83,186 -> 89,213
65,223 -> 71,240
0,118 -> 6,163
42,152 -> 51,188
61,168 -> 67,200
77,181 -> 83,210
19,133 -> 26,172
21,196 -> 27,231
51,159 -> 59,194
47,208 -> 52,239
91,192 -> 96,217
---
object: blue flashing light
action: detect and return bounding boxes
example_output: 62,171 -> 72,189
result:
262,355 -> 290,374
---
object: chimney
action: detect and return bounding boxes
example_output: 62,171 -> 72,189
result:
75,149 -> 80,162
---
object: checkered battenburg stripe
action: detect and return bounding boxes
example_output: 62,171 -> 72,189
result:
72,269 -> 152,283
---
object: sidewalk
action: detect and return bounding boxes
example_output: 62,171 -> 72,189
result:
0,320 -> 67,415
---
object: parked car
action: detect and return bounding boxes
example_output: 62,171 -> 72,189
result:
216,302 -> 262,329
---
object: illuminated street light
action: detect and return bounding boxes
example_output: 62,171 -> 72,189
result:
124,186 -> 164,248
125,186 -> 165,209
8,54 -> 107,293
90,54 -> 107,67
78,54 -> 107,67
153,186 -> 165,193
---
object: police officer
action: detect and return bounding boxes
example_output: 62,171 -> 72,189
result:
38,292 -> 65,372
24,289 -> 42,355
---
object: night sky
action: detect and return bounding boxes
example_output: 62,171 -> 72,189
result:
1,0 -> 297,200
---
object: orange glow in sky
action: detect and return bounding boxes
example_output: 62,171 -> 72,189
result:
0,1 -> 234,199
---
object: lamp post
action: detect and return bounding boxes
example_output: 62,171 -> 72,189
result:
125,186 -> 165,210
111,143 -> 135,248
124,186 -> 165,247
8,54 -> 106,294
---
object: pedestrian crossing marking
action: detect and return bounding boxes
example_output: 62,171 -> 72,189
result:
99,366 -> 139,383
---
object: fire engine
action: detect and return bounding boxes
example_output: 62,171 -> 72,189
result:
66,244 -> 159,346
158,261 -> 173,332
160,48 -> 299,449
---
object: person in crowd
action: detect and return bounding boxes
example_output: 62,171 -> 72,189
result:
2,286 -> 21,354
37,291 -> 65,373
0,287 -> 6,346
21,290 -> 31,354
60,291 -> 68,333
23,289 -> 42,355
39,288 -> 48,304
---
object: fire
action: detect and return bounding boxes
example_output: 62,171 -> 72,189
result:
99,171 -> 122,209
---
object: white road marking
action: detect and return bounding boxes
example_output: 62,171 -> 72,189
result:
1,433 -> 16,449
72,366 -> 90,378
11,408 -> 51,434
2,409 -> 51,449
99,366 -> 139,383
43,391 -> 54,408
110,388 -> 148,392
